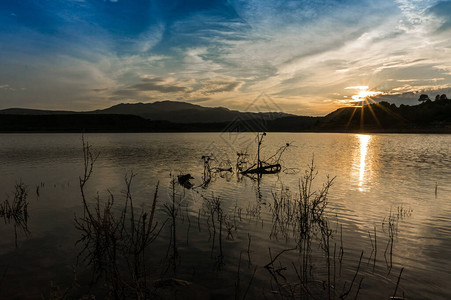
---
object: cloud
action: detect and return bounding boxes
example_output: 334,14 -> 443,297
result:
0,84 -> 16,91
390,83 -> 450,94
135,23 -> 165,53
111,89 -> 136,97
111,77 -> 189,101
130,78 -> 187,93
198,78 -> 243,95
345,86 -> 369,90
183,97 -> 211,103
396,78 -> 445,83
428,1 -> 451,32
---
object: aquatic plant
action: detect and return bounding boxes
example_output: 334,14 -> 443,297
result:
163,177 -> 181,271
75,137 -> 163,298
0,181 -> 30,247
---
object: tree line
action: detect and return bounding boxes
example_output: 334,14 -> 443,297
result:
418,93 -> 449,103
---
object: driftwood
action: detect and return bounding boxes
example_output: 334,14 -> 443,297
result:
241,163 -> 281,174
238,133 -> 288,175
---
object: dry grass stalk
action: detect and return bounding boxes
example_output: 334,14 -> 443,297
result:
75,137 -> 162,298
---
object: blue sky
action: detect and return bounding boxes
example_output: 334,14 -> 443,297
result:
1,0 -> 451,115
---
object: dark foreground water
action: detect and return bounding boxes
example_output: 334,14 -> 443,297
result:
0,133 -> 450,299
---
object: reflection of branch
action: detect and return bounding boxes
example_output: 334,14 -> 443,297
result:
393,267 -> 404,298
243,266 -> 257,300
292,262 -> 320,300
266,142 -> 293,165
0,181 -> 30,248
264,247 -> 297,269
199,155 -> 233,188
339,250 -> 363,299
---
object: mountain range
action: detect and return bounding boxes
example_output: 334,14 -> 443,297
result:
1,99 -> 451,133
0,100 -> 293,124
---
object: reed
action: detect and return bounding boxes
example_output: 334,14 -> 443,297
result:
163,177 -> 181,271
0,181 -> 30,247
382,205 -> 412,273
203,195 -> 226,266
74,138 -> 162,298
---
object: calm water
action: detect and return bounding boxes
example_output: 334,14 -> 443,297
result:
0,133 -> 450,299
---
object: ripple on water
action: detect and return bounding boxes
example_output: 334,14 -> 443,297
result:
0,133 -> 450,299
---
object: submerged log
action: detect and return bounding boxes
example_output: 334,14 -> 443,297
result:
241,163 -> 281,175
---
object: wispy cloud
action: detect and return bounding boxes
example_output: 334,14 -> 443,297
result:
427,1 -> 451,32
198,77 -> 243,95
345,86 -> 370,90
111,77 -> 189,101
130,78 -> 187,93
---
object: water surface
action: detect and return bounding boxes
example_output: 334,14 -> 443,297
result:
0,133 -> 450,299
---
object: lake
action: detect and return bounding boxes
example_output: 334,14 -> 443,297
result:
0,132 -> 450,299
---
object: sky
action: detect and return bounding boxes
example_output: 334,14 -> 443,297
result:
1,0 -> 451,115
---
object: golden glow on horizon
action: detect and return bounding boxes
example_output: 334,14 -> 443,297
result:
357,134 -> 371,192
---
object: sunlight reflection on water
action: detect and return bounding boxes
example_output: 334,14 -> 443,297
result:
357,134 -> 371,192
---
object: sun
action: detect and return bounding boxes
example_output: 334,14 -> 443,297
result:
340,86 -> 385,131
345,86 -> 383,105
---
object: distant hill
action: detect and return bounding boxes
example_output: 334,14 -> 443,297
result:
0,101 -> 294,124
0,114 -> 159,132
93,101 -> 294,123
0,108 -> 79,115
318,99 -> 451,132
